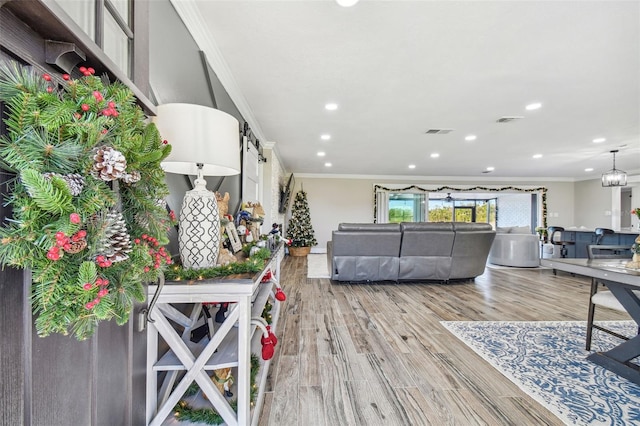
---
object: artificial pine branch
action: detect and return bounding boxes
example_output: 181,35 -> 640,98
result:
0,61 -> 45,100
21,169 -> 74,215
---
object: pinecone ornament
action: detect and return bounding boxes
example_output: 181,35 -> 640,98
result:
96,211 -> 132,263
43,172 -> 85,196
65,239 -> 87,254
93,146 -> 127,181
122,171 -> 141,184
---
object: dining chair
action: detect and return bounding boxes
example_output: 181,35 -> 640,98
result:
594,227 -> 614,245
585,244 -> 637,350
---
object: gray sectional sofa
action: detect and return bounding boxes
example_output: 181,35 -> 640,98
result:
327,222 -> 496,282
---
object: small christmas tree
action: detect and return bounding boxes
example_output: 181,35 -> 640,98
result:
286,190 -> 317,248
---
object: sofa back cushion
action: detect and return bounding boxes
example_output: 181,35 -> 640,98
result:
449,228 -> 496,279
400,227 -> 455,256
398,223 -> 455,280
338,223 -> 401,232
331,230 -> 402,257
400,222 -> 454,232
452,222 -> 493,232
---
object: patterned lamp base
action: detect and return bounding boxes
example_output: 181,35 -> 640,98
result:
178,178 -> 220,269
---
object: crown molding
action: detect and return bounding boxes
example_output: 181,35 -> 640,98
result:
294,173 -> 577,182
169,0 -> 266,144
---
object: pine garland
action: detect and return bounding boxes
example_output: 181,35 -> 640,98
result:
173,354 -> 261,425
0,62 -> 175,340
164,248 -> 272,281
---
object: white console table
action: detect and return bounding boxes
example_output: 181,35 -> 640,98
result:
145,245 -> 283,426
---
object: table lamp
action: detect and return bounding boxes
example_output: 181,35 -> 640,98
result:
154,103 -> 240,269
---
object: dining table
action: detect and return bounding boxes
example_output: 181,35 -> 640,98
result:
540,258 -> 640,385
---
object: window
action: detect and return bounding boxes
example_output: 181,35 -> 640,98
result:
428,197 -> 496,226
388,193 -> 425,223
56,0 -> 133,77
374,185 -> 546,228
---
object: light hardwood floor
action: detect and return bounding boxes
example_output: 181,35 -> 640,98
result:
258,257 -> 629,426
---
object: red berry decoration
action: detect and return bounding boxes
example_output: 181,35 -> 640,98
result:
43,74 -> 51,81
62,74 -> 70,80
275,288 -> 286,301
69,213 -> 81,224
83,283 -> 92,290
81,104 -> 90,111
79,66 -> 87,73
46,87 -> 53,93
87,67 -> 95,74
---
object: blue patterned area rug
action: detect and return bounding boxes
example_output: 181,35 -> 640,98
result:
441,321 -> 640,426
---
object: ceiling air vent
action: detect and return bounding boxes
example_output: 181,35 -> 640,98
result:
425,128 -> 454,135
496,116 -> 524,123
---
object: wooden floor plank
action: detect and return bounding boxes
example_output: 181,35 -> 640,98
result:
259,258 -> 630,425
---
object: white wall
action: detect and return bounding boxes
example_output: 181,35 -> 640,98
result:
292,176 -> 576,253
574,175 -> 640,230
574,178 -> 618,229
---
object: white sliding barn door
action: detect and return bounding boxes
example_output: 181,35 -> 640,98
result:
243,136 -> 260,202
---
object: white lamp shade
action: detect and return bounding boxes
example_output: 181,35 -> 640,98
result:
154,103 -> 241,176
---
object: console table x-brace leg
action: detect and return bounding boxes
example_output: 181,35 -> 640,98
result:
149,305 -> 240,426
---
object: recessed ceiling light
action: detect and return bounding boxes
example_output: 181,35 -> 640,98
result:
408,164 -> 416,169
430,153 -> 440,158
325,103 -> 338,111
532,154 -> 543,159
465,135 -> 477,141
525,102 -> 542,111
593,138 -> 606,143
320,134 -> 331,140
336,0 -> 359,6
317,151 -> 326,157
324,162 -> 332,167
585,168 -> 594,172
486,166 -> 495,171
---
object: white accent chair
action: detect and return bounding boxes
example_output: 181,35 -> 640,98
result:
488,226 -> 540,267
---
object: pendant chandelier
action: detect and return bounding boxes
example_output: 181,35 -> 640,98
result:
601,149 -> 627,187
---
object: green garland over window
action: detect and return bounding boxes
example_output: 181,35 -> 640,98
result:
0,61 -> 174,340
373,184 -> 548,228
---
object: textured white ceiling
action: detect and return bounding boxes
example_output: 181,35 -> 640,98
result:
177,0 -> 640,180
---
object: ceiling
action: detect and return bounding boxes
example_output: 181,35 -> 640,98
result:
173,0 -> 640,181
